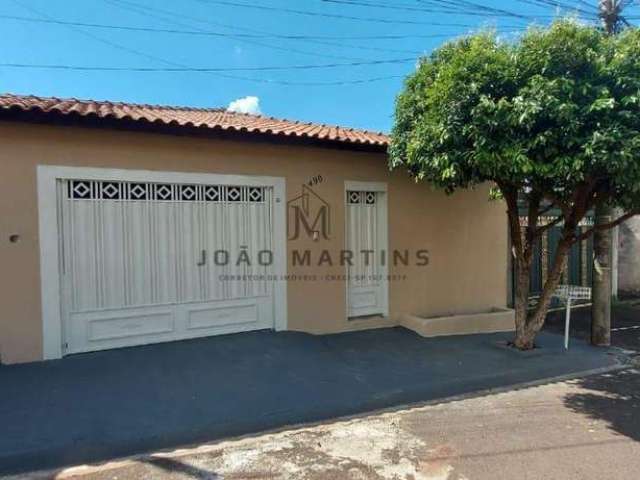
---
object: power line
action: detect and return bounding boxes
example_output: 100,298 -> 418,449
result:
0,58 -> 415,73
575,0 -> 599,9
4,0 -> 616,87
0,13 -> 498,41
236,74 -> 406,86
191,0 -> 494,26
7,0 -> 410,86
321,0 -> 536,20
104,0 -> 373,62
105,0 -> 424,57
513,0 -> 598,17
11,0 -> 187,70
8,0 -> 275,88
103,0 -> 373,62
182,0 -> 526,55
102,0 -> 525,69
8,0 -> 415,71
417,0 -> 541,19
415,0 -> 595,21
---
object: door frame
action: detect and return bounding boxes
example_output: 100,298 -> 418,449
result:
38,165 -> 288,360
344,180 -> 389,319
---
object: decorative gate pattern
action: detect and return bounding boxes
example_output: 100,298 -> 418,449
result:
68,180 -> 265,203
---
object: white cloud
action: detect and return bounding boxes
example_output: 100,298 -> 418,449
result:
227,96 -> 261,115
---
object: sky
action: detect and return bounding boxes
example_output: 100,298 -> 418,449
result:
0,0 -> 632,132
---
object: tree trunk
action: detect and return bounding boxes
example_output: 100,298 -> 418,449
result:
592,204 -> 612,346
513,239 -> 571,350
513,256 -> 532,348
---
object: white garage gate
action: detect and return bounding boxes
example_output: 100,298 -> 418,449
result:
38,167 -> 287,358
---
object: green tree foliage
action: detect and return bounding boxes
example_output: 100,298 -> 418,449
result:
390,20 -> 640,349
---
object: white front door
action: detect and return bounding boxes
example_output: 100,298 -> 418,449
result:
57,176 -> 279,354
345,183 -> 388,318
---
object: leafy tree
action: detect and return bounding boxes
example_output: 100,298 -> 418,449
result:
390,20 -> 640,349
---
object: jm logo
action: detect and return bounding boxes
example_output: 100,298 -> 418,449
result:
287,184 -> 331,241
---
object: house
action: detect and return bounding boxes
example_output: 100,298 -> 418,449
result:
0,93 -> 512,365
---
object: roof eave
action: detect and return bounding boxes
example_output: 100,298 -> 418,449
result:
0,107 -> 389,153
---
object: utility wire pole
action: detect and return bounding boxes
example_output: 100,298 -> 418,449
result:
591,0 -> 627,346
592,205 -> 612,346
600,1 -> 624,33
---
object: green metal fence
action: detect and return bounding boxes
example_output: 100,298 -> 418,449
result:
511,223 -> 594,308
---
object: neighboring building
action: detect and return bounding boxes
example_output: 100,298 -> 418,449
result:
0,94 -> 511,365
618,217 -> 640,297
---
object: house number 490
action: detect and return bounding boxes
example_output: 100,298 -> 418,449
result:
307,175 -> 323,186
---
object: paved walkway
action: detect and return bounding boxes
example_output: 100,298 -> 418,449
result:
32,368 -> 640,480
0,327 -> 621,475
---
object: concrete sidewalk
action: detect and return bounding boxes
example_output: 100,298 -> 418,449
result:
0,327 -> 623,475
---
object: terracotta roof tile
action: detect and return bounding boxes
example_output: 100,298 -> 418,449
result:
0,93 -> 389,148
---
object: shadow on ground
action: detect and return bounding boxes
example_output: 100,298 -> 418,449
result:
140,457 -> 221,480
563,368 -> 640,442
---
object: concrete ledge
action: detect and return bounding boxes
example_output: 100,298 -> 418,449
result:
400,308 -> 515,338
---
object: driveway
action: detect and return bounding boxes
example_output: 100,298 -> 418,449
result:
0,327 -> 622,475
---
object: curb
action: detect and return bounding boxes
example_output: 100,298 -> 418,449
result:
326,357 -> 630,417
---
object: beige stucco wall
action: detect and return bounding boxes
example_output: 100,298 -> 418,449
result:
0,121 -> 509,364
